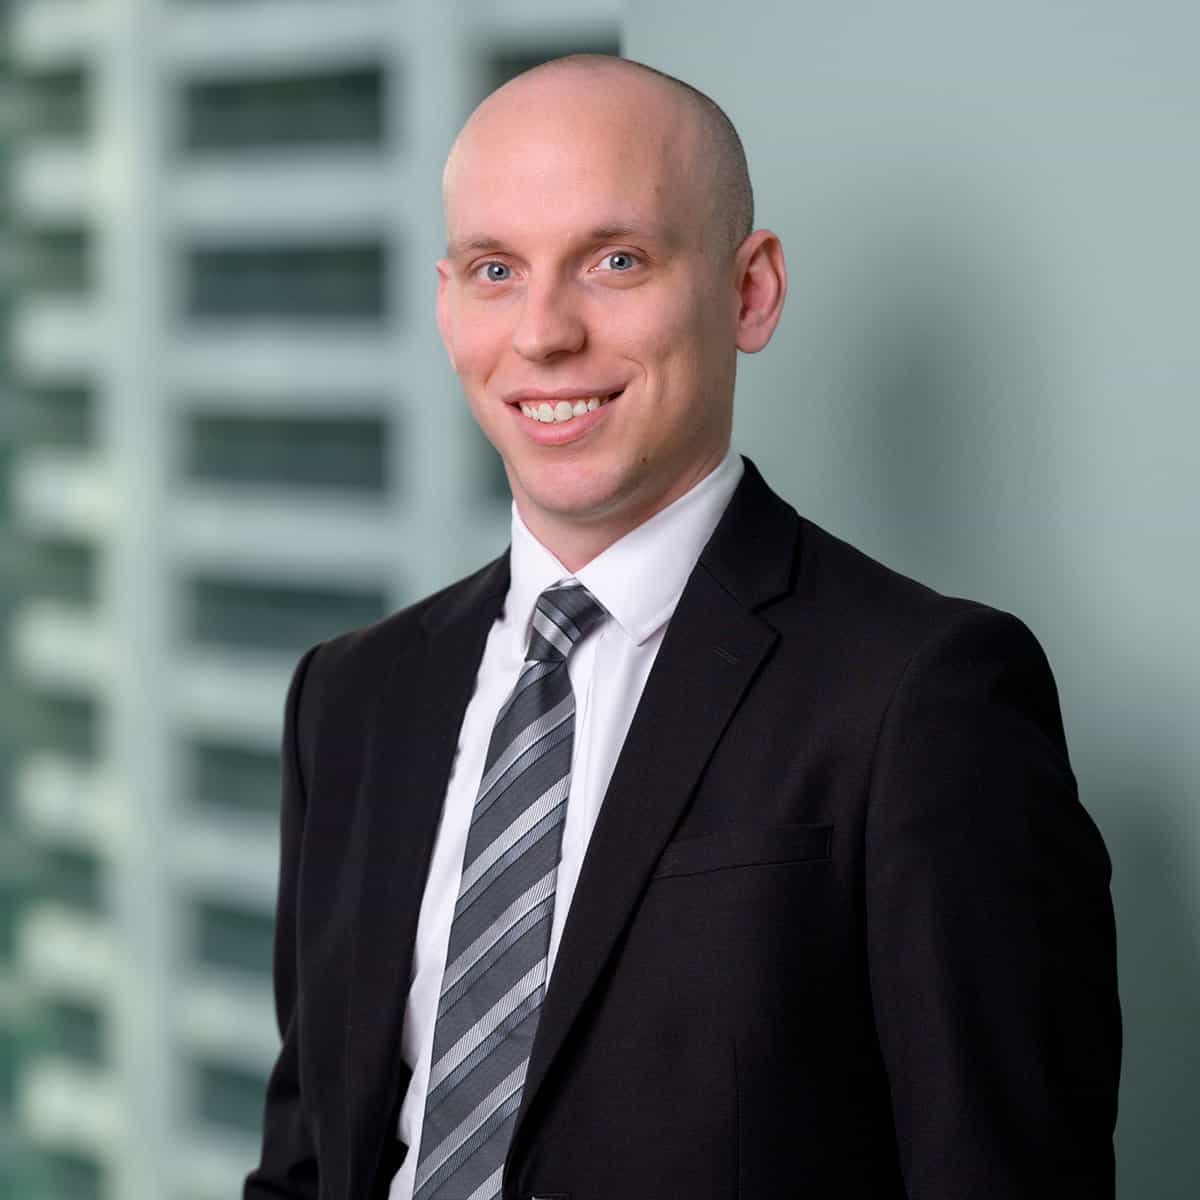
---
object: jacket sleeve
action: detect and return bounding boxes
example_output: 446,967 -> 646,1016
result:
244,643 -> 323,1199
864,608 -> 1121,1198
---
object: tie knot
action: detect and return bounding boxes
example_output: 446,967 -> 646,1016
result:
527,581 -> 606,662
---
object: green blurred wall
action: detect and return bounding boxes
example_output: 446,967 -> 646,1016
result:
627,3 -> 1198,1196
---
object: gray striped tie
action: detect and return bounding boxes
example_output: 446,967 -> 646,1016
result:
413,580 -> 606,1200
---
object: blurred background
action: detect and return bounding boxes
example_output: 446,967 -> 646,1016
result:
0,1 -> 1195,1198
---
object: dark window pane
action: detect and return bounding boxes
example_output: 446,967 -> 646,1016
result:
185,243 -> 387,321
190,576 -> 387,653
21,227 -> 91,294
183,66 -> 385,151
187,739 -> 280,817
187,413 -> 387,493
23,693 -> 99,762
189,1058 -> 269,1134
23,538 -> 95,606
192,900 -> 273,976
12,382 -> 94,449
41,998 -> 104,1066
40,844 -> 104,916
42,1150 -> 104,1200
0,875 -> 23,960
0,1026 -> 19,1114
21,65 -> 89,139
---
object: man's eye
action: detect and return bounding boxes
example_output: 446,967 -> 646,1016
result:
479,262 -> 511,282
598,252 -> 638,272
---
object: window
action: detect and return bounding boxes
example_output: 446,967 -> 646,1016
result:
187,412 -> 387,493
192,899 -> 273,977
10,382 -> 94,449
183,66 -> 385,152
189,1058 -> 271,1133
187,739 -> 280,817
185,242 -> 387,321
42,1150 -> 105,1200
40,844 -> 104,916
21,66 -> 89,139
41,998 -> 105,1066
23,537 -> 95,607
189,575 -> 387,653
24,693 -> 99,762
21,226 -> 91,294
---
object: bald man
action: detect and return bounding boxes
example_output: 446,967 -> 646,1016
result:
245,57 -> 1120,1200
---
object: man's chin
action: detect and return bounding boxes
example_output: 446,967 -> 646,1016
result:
511,469 -> 642,534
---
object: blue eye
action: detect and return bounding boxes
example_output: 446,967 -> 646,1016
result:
481,262 -> 511,282
601,252 -> 637,271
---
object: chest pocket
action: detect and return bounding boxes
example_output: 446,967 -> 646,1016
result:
652,822 -> 833,879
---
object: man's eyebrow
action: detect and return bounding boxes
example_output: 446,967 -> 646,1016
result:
446,224 -> 679,260
445,236 -> 505,259
588,223 -> 680,247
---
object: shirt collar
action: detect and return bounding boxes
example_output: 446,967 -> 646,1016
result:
507,448 -> 744,647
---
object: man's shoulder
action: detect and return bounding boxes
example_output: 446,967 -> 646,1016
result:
716,458 -> 1023,658
795,516 -> 975,625
778,510 -> 1048,684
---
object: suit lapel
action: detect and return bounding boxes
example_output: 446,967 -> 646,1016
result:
509,459 -> 801,1165
345,554 -> 509,1197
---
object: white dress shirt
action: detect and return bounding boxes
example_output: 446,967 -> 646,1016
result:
389,449 -> 743,1199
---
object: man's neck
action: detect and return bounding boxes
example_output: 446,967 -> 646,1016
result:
513,451 -> 730,573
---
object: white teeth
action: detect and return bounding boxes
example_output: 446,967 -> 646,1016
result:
519,395 -> 612,422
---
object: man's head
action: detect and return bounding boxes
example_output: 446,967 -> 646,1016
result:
437,55 -> 787,568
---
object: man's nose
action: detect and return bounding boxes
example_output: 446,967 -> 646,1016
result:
511,278 -> 586,361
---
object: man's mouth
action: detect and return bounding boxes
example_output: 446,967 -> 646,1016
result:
516,391 -> 621,424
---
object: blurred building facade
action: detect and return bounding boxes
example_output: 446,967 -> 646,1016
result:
3,5 -> 39,1194
1,3 -> 618,1198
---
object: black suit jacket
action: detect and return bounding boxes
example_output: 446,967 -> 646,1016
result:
245,459 -> 1120,1200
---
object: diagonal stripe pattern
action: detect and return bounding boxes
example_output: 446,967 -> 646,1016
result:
414,581 -> 605,1200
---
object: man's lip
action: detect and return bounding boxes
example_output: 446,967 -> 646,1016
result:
509,394 -> 614,444
502,387 -> 625,405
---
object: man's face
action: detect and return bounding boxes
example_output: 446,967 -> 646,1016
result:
437,76 -> 741,548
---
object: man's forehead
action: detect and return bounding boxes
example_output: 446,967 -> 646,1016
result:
444,120 -> 702,256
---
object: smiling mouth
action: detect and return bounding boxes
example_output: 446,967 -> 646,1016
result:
517,391 -> 621,424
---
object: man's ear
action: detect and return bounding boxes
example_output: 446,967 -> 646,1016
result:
733,229 -> 787,354
435,259 -> 457,371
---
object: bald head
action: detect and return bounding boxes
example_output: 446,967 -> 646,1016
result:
435,53 -> 788,567
444,55 -> 754,256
